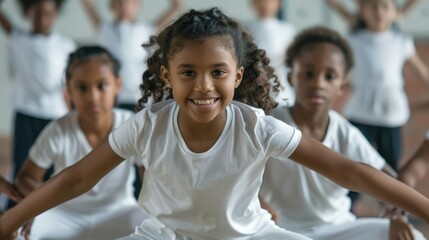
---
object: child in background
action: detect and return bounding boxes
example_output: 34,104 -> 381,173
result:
246,0 -> 296,105
259,26 -> 425,240
2,8 -> 429,240
0,0 -> 76,207
399,130 -> 429,188
325,0 -> 420,30
81,0 -> 182,111
14,46 -> 145,240
81,0 -> 182,199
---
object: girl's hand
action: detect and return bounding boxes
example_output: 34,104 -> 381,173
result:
0,178 -> 24,202
20,219 -> 34,240
389,213 -> 415,240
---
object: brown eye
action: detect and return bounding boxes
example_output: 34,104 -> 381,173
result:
305,70 -> 314,79
212,69 -> 225,77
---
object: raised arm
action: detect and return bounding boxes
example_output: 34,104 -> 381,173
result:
398,0 -> 421,19
0,0 -> 12,34
0,140 -> 124,239
154,0 -> 182,30
325,0 -> 357,27
290,135 -> 429,223
405,53 -> 429,85
399,137 -> 429,188
80,0 -> 102,29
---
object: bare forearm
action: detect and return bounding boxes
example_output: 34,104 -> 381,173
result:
0,10 -> 12,34
14,176 -> 40,197
400,0 -> 420,16
80,0 -> 101,29
155,0 -> 182,29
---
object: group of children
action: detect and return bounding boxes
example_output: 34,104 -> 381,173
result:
0,0 -> 429,239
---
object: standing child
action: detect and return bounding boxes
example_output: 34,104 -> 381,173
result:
399,130 -> 429,188
331,0 -> 429,171
14,46 -> 146,240
259,26 -> 425,240
2,8 -> 429,240
81,0 -> 182,111
0,0 -> 76,197
246,0 -> 296,105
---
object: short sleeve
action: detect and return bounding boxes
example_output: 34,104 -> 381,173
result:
108,114 -> 142,160
261,116 -> 302,159
29,121 -> 62,169
403,35 -> 416,60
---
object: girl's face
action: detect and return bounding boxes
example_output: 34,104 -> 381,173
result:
111,0 -> 140,22
289,43 -> 347,112
361,0 -> 397,32
31,0 -> 58,35
67,59 -> 121,120
161,36 -> 243,125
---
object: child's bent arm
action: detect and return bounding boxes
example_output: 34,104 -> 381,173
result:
325,0 -> 356,27
399,139 -> 429,188
15,159 -> 47,196
0,177 -> 22,202
0,0 -> 12,34
290,135 -> 429,222
80,0 -> 101,29
399,0 -> 420,18
405,53 -> 429,85
0,140 -> 124,234
155,0 -> 182,30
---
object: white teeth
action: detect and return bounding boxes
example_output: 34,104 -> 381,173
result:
193,99 -> 215,105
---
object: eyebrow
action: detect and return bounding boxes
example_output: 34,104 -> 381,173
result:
176,63 -> 230,69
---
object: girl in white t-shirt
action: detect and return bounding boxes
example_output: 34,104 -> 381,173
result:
259,26 -> 425,240
0,0 -> 76,207
2,8 -> 429,240
13,46 -> 145,240
327,0 -> 429,172
399,130 -> 429,188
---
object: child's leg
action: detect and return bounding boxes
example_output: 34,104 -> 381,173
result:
251,222 -> 312,240
305,218 -> 426,240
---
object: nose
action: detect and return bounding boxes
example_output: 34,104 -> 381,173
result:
84,87 -> 99,103
194,74 -> 214,92
313,74 -> 326,89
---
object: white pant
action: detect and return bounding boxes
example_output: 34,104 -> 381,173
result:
117,218 -> 311,240
301,218 -> 426,240
28,202 -> 145,240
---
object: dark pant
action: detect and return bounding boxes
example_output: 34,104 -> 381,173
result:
117,103 -> 142,200
348,120 -> 402,204
8,112 -> 53,208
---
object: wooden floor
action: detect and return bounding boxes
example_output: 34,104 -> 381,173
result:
1,42 -> 429,237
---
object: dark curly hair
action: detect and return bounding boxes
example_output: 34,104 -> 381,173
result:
65,45 -> 121,83
285,26 -> 354,74
137,7 -> 279,113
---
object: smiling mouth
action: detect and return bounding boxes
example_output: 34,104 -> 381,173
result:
191,98 -> 218,105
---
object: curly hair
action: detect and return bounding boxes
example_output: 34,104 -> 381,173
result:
285,26 -> 354,74
137,7 -> 279,113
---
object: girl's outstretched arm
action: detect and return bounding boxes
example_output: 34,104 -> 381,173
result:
405,53 -> 429,85
290,135 -> 429,223
154,0 -> 182,30
0,140 -> 124,238
0,0 -> 12,34
325,0 -> 357,27
399,138 -> 429,188
80,0 -> 101,29
398,0 -> 420,19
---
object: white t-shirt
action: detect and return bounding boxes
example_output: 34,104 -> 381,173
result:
344,29 -> 415,127
9,28 -> 76,119
109,100 -> 302,239
246,19 -> 296,105
99,21 -> 155,104
29,108 -> 138,212
260,105 -> 386,233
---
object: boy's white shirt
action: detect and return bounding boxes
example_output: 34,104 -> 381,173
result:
109,100 -> 302,238
30,108 -> 139,211
260,103 -> 386,233
99,21 -> 155,104
9,28 -> 76,119
344,29 -> 415,127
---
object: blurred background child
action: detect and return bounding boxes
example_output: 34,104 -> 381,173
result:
0,0 -> 76,209
246,0 -> 296,106
14,46 -> 145,240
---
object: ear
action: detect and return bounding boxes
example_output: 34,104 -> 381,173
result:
114,76 -> 123,95
160,65 -> 171,87
338,72 -> 351,96
234,66 -> 244,88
